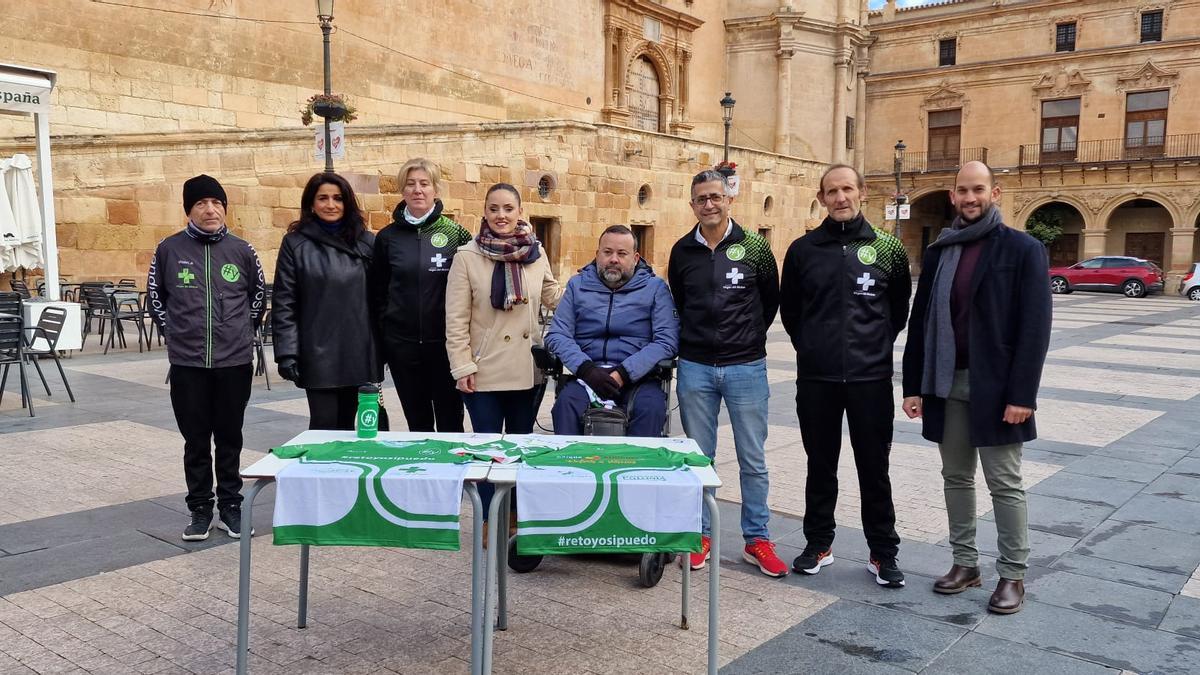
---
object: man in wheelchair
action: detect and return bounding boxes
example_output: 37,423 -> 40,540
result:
544,225 -> 679,436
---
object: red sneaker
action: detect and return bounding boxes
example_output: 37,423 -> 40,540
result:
743,538 -> 789,578
683,535 -> 711,570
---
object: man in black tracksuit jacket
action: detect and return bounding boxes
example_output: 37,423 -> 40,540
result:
780,165 -> 911,587
148,174 -> 265,542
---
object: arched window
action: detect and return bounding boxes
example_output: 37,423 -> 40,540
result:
628,56 -> 661,132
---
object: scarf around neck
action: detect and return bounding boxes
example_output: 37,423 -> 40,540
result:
921,205 -> 1002,398
185,220 -> 227,244
475,219 -> 541,310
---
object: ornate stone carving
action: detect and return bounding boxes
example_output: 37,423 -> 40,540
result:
1031,68 -> 1092,108
1115,60 -> 1179,94
920,81 -> 969,124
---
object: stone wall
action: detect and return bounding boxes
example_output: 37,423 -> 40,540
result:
7,120 -> 825,286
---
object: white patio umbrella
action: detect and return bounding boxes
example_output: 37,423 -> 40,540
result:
0,162 -> 18,273
3,154 -> 44,270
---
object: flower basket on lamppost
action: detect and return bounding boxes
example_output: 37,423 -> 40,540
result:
300,93 -> 357,127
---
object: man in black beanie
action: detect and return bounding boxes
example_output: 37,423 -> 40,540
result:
147,174 -> 266,541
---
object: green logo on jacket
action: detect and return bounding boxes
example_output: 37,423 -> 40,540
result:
430,232 -> 449,248
857,246 -> 878,266
221,264 -> 241,283
178,268 -> 195,285
726,244 -> 745,261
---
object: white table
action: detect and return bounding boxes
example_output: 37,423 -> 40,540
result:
483,434 -> 723,675
20,299 -> 82,351
235,431 -> 498,675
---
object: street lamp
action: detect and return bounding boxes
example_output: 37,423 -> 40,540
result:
893,139 -> 906,240
317,0 -> 335,173
720,91 -> 736,163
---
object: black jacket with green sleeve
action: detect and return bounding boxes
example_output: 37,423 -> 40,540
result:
147,229 -> 266,368
779,215 -> 910,382
667,220 -> 779,366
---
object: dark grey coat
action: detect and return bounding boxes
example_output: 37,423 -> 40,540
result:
902,224 -> 1052,447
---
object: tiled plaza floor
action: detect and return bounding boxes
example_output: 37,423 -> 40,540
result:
2,291 -> 1199,674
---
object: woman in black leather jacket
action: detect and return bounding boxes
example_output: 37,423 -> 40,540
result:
272,172 -> 380,430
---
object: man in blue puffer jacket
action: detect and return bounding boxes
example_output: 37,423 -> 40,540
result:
545,225 -> 679,436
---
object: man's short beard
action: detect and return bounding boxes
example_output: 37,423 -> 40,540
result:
601,266 -> 631,289
959,203 -> 993,224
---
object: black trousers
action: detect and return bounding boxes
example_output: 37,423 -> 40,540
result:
169,364 -> 253,513
385,341 -> 464,433
305,386 -> 359,431
796,378 -> 900,558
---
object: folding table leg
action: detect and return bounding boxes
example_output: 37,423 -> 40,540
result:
481,484 -> 510,675
497,491 -> 509,631
704,492 -> 720,675
297,545 -> 310,628
236,479 -> 269,675
465,483 -> 484,675
681,549 -> 690,630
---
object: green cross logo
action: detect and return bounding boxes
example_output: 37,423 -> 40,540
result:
430,232 -> 449,248
726,244 -> 746,261
857,246 -> 878,266
221,264 -> 241,283
177,268 -> 195,285
402,466 -> 426,474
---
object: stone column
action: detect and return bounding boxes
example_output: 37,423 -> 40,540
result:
1081,229 -> 1109,259
775,49 -> 793,155
603,25 -> 616,108
832,52 -> 849,164
854,69 -> 867,171
616,28 -> 628,109
1169,226 -> 1196,273
679,51 -> 691,122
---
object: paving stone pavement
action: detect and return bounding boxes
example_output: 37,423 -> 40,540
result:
1,292 -> 1199,673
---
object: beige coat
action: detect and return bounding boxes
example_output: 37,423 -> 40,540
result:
445,240 -> 561,391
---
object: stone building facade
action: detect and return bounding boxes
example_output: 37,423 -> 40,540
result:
1,0 -> 872,284
861,0 -> 1200,279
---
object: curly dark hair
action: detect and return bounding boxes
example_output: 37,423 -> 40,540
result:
289,172 -> 367,247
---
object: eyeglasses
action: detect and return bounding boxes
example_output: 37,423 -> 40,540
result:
691,194 -> 725,206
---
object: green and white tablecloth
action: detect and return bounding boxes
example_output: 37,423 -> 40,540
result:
515,442 -> 711,555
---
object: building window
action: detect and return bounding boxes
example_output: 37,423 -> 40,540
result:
1041,98 -> 1081,162
1055,22 -> 1076,52
637,184 -> 651,206
938,39 -> 957,67
1125,89 -> 1169,158
537,174 -> 555,200
1140,10 -> 1163,42
845,117 -> 856,149
927,108 -> 962,170
763,196 -> 774,215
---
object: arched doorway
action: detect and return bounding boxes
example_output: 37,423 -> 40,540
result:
1105,198 -> 1173,267
908,190 -> 953,271
1193,212 -> 1200,265
628,56 -> 661,133
1026,202 -> 1085,267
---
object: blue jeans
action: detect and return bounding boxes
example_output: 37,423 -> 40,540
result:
551,379 -> 667,437
676,357 -> 770,543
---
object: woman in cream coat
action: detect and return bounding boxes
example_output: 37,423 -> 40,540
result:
446,182 -> 560,523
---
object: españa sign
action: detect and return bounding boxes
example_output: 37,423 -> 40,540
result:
0,65 -> 54,114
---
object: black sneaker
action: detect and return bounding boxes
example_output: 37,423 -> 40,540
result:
217,506 -> 253,539
869,555 -> 906,588
182,510 -> 213,541
792,546 -> 834,575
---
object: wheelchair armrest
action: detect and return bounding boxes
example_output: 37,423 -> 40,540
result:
531,345 -> 562,375
647,357 -> 678,380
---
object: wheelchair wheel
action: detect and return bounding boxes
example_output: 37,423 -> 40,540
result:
507,536 -> 543,573
638,552 -> 672,588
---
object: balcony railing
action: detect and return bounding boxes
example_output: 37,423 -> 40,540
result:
899,147 -> 989,173
1019,133 -> 1200,166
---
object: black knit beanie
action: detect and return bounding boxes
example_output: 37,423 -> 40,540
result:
182,174 -> 228,213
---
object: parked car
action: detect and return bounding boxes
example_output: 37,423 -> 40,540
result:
1180,262 -> 1200,301
1048,256 -> 1164,298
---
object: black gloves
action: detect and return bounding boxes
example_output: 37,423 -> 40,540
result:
277,357 -> 300,382
576,361 -> 620,400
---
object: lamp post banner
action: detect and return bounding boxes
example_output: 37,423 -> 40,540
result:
313,121 -> 345,161
0,77 -> 51,114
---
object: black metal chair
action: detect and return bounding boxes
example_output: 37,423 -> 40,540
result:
0,314 -> 34,416
117,278 -> 137,288
0,291 -> 20,318
81,286 -> 146,354
9,279 -> 32,299
22,306 -> 75,403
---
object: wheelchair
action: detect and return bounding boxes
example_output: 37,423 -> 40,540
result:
506,345 -> 679,587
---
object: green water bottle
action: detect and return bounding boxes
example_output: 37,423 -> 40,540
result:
356,384 -> 380,439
